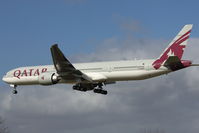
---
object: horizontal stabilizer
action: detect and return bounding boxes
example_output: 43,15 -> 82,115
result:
191,64 -> 199,66
164,56 -> 181,66
163,56 -> 184,71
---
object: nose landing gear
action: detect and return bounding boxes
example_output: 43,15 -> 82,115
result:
12,89 -> 18,94
10,84 -> 18,94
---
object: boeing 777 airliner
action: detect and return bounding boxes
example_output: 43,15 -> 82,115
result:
2,24 -> 198,95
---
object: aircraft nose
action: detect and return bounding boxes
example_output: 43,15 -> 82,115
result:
2,74 -> 15,84
2,75 -> 8,82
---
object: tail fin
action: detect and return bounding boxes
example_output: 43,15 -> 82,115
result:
153,24 -> 193,69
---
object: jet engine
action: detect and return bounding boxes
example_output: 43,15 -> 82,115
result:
38,73 -> 59,85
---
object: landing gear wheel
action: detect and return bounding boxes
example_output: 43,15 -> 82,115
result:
73,85 -> 78,90
73,84 -> 87,92
93,89 -> 108,95
101,90 -> 107,95
93,89 -> 100,93
12,89 -> 18,94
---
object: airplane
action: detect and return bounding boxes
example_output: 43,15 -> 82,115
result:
2,24 -> 198,95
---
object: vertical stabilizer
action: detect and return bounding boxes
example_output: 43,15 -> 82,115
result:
152,24 -> 193,69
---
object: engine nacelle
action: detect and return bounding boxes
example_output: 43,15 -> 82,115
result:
38,73 -> 59,85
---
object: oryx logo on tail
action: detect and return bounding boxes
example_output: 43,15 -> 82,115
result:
153,24 -> 193,69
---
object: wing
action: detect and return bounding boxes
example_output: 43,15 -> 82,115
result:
50,44 -> 92,82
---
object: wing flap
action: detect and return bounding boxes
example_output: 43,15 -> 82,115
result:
85,73 -> 107,82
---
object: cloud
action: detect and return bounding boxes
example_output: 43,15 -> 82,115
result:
120,19 -> 142,33
112,15 -> 147,36
72,36 -> 167,62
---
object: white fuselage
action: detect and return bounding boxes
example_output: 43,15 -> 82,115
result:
2,59 -> 171,86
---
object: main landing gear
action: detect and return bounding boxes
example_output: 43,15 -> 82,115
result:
73,84 -> 87,92
93,84 -> 107,95
73,83 -> 108,95
10,84 -> 18,94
